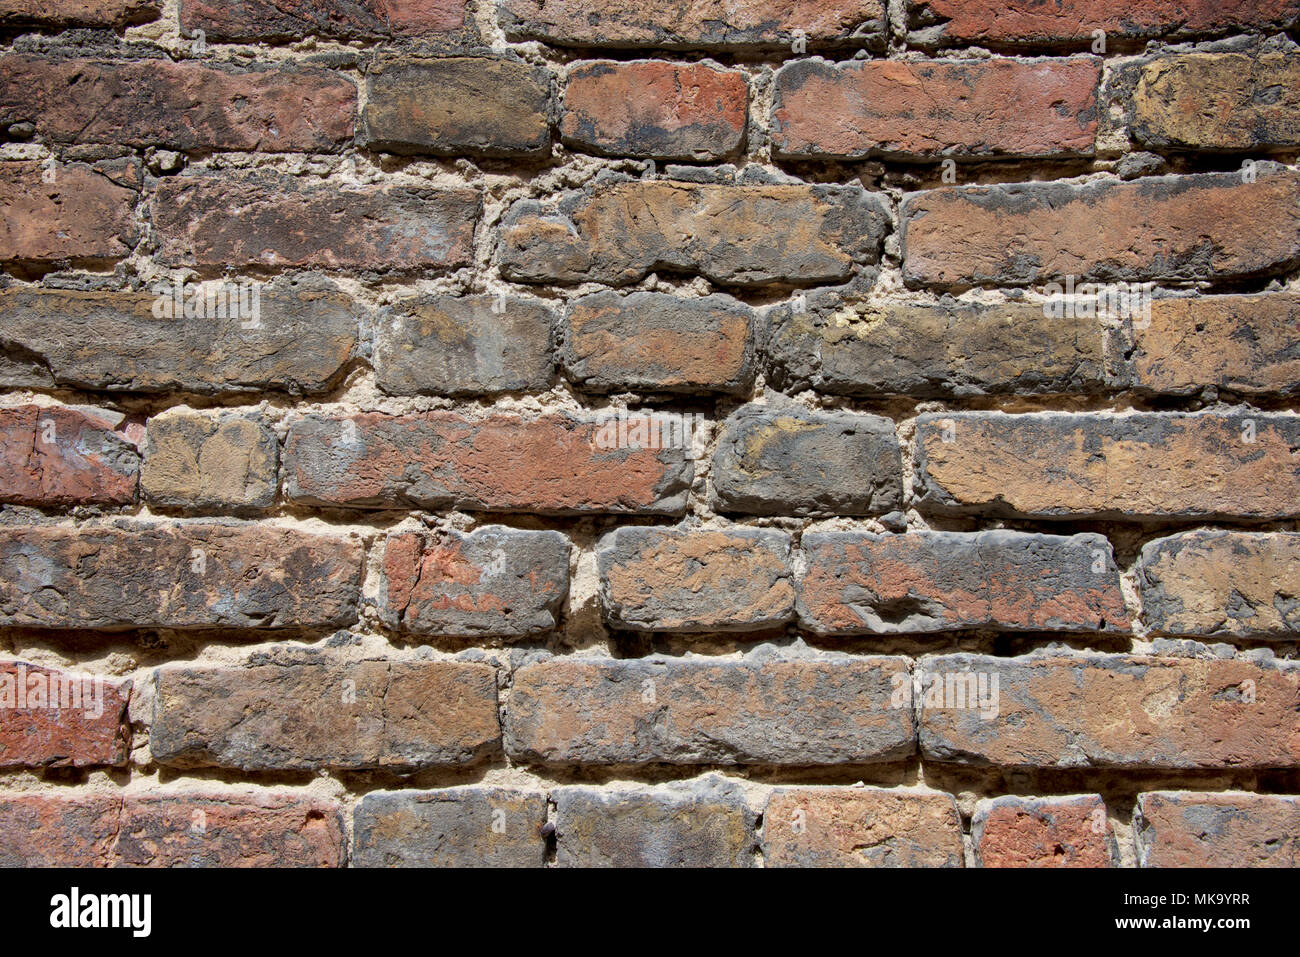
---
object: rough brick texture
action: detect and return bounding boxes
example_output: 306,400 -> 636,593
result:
353,789 -> 547,867
1,160 -> 138,264
973,795 -> 1118,867
1136,792 -> 1300,867
0,404 -> 138,506
179,0 -> 468,41
142,410 -> 278,511
0,661 -> 130,768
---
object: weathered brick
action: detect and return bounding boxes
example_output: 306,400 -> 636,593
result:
116,792 -> 346,867
563,291 -> 755,395
764,787 -> 963,867
0,661 -> 130,768
973,795 -> 1118,867
598,526 -> 794,633
562,61 -> 747,160
0,0 -> 157,27
0,793 -> 121,867
284,412 -> 692,515
0,56 -> 355,152
362,58 -> 551,158
0,405 -> 138,506
1136,792 -> 1300,867
0,160 -> 137,264
374,294 -> 554,397
179,0 -> 468,41
0,523 -> 362,631
711,405 -> 902,516
501,0 -> 886,50
907,0 -> 1300,47
0,277 -> 359,395
380,528 -> 570,638
901,167 -> 1300,288
773,57 -> 1099,160
150,652 -> 500,771
1130,53 -> 1300,151
501,180 -> 890,287
919,653 -> 1300,769
554,778 -> 755,868
799,531 -> 1128,636
1138,531 -> 1300,640
766,295 -> 1108,397
154,172 -> 479,271
506,655 -> 915,766
142,411 -> 277,512
1125,293 -> 1300,397
915,412 -> 1300,521
353,788 -> 547,867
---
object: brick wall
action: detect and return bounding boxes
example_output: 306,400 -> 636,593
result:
1,0 -> 1299,868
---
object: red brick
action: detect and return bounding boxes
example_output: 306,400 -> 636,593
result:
562,60 -> 747,160
773,57 -> 1099,160
283,412 -> 693,515
764,788 -> 964,867
798,531 -> 1129,636
150,654 -> 501,771
0,405 -> 138,507
901,167 -> 1300,288
908,0 -> 1300,47
915,412 -> 1300,521
0,661 -> 130,768
920,653 -> 1300,769
1136,792 -> 1300,867
0,523 -> 362,631
116,792 -> 346,867
0,793 -> 121,867
179,0 -> 467,41
0,57 -> 355,152
974,795 -> 1118,867
0,160 -> 138,265
0,0 -> 157,27
153,172 -> 478,271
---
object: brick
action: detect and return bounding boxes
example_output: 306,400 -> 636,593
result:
0,793 -> 121,867
919,653 -> 1300,769
915,411 -> 1300,521
766,295 -> 1108,397
362,58 -> 551,158
284,412 -> 692,516
764,788 -> 963,867
380,527 -> 570,638
973,795 -> 1118,867
1130,53 -> 1300,151
597,526 -> 795,633
154,172 -> 479,271
0,523 -> 362,631
179,0 -> 468,41
554,778 -> 755,868
374,294 -> 554,397
0,0 -> 157,27
907,0 -> 1300,47
501,0 -> 886,50
772,57 -> 1099,160
711,405 -> 902,516
506,655 -> 914,766
1138,531 -> 1300,640
562,60 -> 747,160
0,405 -> 138,507
0,161 -> 137,265
901,167 -> 1300,288
799,531 -> 1129,636
0,277 -> 359,395
150,653 -> 500,771
1136,792 -> 1300,867
0,661 -> 130,768
353,788 -> 547,867
142,411 -> 277,512
0,56 -> 355,153
562,291 -> 755,395
1125,293 -> 1300,396
501,180 -> 890,287
116,793 -> 346,868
